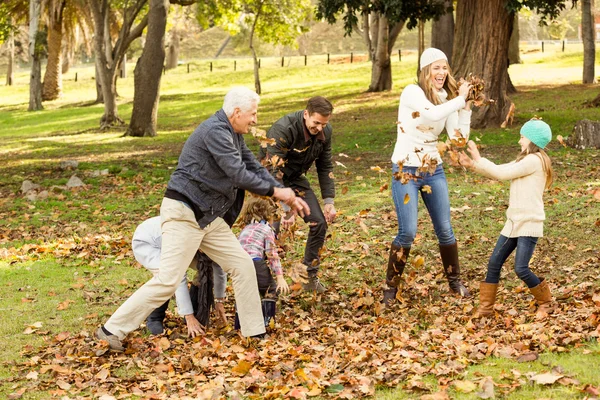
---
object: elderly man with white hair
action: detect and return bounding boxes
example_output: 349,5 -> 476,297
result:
96,87 -> 310,351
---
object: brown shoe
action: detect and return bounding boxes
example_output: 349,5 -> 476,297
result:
475,282 -> 498,317
302,277 -> 326,293
95,327 -> 125,352
529,278 -> 553,318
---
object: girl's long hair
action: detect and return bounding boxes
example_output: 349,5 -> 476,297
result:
238,195 -> 278,226
516,142 -> 554,189
418,61 -> 459,105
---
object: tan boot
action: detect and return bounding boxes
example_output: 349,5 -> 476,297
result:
475,282 -> 498,317
529,278 -> 553,318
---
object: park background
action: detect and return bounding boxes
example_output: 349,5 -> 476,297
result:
1,1 -> 600,399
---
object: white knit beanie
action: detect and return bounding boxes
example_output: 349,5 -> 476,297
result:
419,48 -> 448,71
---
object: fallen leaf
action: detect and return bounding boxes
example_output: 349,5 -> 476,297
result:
516,352 -> 538,362
530,371 -> 563,385
232,360 -> 252,376
453,380 -> 477,393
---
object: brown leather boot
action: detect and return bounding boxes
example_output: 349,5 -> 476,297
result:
529,277 -> 553,318
439,243 -> 470,297
382,244 -> 410,307
475,282 -> 498,317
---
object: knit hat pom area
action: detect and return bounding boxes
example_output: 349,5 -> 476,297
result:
520,119 -> 552,149
419,48 -> 448,71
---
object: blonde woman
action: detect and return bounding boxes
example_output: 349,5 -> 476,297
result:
384,48 -> 473,306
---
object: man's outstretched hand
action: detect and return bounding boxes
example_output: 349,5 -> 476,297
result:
273,187 -> 310,217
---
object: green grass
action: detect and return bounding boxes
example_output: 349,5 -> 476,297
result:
1,48 -> 599,399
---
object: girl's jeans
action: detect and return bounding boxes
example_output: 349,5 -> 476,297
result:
391,164 -> 456,247
485,235 -> 541,288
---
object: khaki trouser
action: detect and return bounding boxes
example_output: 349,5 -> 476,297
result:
105,198 -> 265,338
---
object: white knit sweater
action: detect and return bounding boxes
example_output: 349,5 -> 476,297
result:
392,84 -> 472,167
473,154 -> 547,238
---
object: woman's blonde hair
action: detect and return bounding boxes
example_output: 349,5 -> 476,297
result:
516,142 -> 554,189
238,195 -> 279,226
418,61 -> 458,105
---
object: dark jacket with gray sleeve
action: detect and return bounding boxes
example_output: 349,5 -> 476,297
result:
166,109 -> 281,228
258,110 -> 335,200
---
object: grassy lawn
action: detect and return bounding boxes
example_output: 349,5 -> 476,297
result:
0,48 -> 599,399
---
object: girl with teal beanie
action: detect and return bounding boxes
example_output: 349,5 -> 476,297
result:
459,118 -> 555,319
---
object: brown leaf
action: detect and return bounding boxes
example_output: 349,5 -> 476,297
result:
416,125 -> 434,133
530,372 -> 563,385
516,352 -> 538,362
57,299 -> 74,310
453,380 -> 477,393
584,384 -> 600,396
404,193 -> 410,204
477,376 -> 495,399
232,360 -> 252,376
412,111 -> 420,119
158,337 -> 171,351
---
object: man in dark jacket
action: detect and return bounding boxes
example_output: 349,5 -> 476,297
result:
96,87 -> 310,351
259,96 -> 336,293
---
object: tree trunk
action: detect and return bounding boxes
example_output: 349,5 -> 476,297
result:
89,0 -> 122,127
508,13 -> 521,65
367,13 -> 403,92
249,9 -> 262,94
165,28 -> 179,70
28,0 -> 44,111
126,0 -> 168,137
568,120 -> 600,149
6,18 -> 14,86
582,0 -> 596,84
87,0 -> 148,128
453,0 -> 513,128
94,62 -> 104,104
586,92 -> 600,107
62,45 -> 74,74
120,53 -> 127,78
42,1 -> 66,101
417,19 -> 425,76
431,0 -> 454,66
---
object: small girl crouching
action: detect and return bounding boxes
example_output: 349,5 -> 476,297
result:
236,195 -> 289,328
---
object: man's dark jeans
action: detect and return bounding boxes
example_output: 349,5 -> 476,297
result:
294,185 -> 327,277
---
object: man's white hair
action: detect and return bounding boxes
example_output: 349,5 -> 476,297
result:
223,87 -> 260,117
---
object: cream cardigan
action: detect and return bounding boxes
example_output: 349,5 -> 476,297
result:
392,84 -> 472,167
473,153 -> 547,237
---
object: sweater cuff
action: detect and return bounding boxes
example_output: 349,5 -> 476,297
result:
323,197 -> 334,205
266,185 -> 275,197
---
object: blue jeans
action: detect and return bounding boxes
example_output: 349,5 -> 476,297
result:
391,164 -> 455,247
485,235 -> 541,288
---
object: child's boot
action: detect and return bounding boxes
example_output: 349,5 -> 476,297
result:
261,298 -> 276,328
146,300 -> 169,335
529,277 -> 553,318
382,244 -> 410,307
439,243 -> 471,297
475,282 -> 498,317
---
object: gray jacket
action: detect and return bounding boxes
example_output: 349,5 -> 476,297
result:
167,109 -> 281,228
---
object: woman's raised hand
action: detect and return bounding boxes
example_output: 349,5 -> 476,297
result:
458,81 -> 472,100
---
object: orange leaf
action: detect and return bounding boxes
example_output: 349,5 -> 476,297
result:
403,194 -> 410,204
232,360 -> 252,376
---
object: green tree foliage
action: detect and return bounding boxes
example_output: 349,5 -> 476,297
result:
197,0 -> 312,94
316,0 -> 446,92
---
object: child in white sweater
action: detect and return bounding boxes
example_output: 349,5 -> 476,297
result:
459,119 -> 555,318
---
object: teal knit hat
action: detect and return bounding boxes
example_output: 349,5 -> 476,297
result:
520,119 -> 552,149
